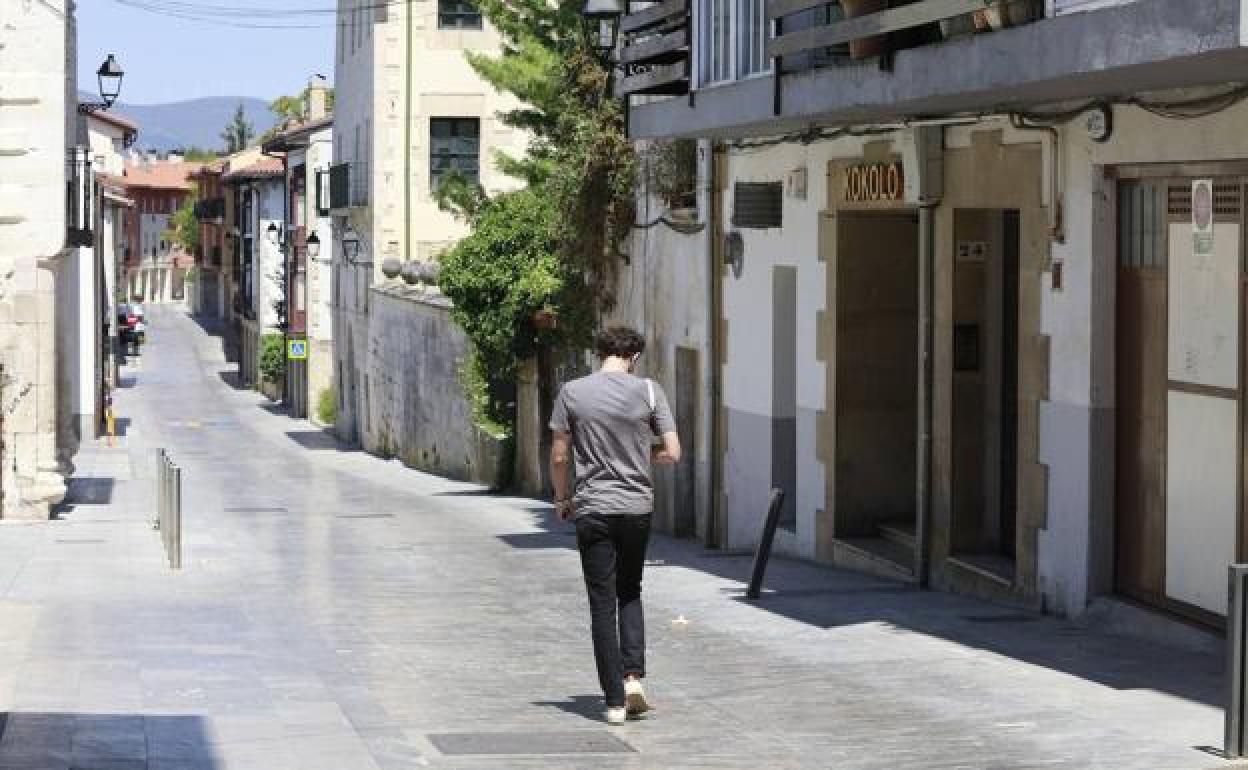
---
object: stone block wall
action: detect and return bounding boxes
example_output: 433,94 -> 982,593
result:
364,284 -> 506,486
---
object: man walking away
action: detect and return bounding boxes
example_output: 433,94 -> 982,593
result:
549,326 -> 681,725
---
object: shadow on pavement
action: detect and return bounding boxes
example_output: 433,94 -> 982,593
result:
493,504 -> 1226,711
0,712 -> 221,768
532,695 -> 606,723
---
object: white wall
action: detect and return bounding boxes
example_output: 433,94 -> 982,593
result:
717,136 -> 884,557
1036,97 -> 1248,616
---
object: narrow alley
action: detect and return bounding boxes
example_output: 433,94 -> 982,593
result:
0,307 -> 1230,768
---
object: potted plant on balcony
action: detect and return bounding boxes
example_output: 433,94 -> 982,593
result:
975,0 -> 1038,30
840,0 -> 889,59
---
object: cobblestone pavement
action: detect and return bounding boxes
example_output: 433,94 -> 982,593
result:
0,306 -> 1235,769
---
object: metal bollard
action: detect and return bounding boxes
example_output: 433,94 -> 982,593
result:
1227,565 -> 1248,758
153,449 -> 182,570
746,488 -> 786,600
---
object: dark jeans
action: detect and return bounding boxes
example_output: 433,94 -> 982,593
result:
575,513 -> 651,708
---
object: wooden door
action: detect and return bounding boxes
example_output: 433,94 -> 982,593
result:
1114,179 -> 1168,603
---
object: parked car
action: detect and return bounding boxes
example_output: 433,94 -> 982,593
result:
117,303 -> 145,355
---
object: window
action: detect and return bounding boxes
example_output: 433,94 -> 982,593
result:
438,0 -> 482,29
698,0 -> 770,84
430,118 -> 480,190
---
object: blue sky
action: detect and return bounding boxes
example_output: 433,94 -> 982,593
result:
77,0 -> 336,105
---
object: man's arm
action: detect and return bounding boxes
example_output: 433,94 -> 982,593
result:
550,430 -> 574,520
652,431 -> 681,465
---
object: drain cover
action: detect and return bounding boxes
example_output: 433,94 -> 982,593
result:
428,731 -> 634,756
336,513 -> 396,519
962,614 -> 1037,624
223,507 -> 288,513
55,539 -> 106,545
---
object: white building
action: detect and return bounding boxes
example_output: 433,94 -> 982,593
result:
615,0 -> 1248,629
0,0 -> 76,517
262,77 -> 336,421
222,157 -> 286,390
122,159 -> 202,304
330,0 -> 529,446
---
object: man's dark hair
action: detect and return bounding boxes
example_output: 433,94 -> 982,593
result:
595,326 -> 646,359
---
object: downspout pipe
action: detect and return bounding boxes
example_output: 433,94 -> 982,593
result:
700,137 -> 719,548
915,201 -> 935,588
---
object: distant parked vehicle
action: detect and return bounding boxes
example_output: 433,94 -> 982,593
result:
117,303 -> 145,356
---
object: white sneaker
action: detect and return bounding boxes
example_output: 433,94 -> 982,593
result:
605,706 -> 627,725
624,678 -> 650,716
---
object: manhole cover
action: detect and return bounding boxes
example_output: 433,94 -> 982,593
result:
336,513 -> 396,519
223,507 -> 288,513
428,731 -> 634,756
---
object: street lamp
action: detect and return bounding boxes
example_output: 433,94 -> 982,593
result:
79,54 -> 125,114
341,225 -> 370,266
306,231 -> 321,260
582,0 -> 624,60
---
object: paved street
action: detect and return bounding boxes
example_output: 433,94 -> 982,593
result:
0,306 -> 1233,769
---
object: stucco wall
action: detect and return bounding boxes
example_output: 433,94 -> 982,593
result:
362,284 -> 504,485
1036,97 -> 1248,616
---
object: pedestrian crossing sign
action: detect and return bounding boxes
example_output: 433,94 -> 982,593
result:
287,339 -> 308,360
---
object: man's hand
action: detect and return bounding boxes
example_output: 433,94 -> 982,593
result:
652,447 -> 677,465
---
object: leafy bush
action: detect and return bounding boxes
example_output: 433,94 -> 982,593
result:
439,189 -> 560,430
259,333 -> 286,384
317,385 -> 337,426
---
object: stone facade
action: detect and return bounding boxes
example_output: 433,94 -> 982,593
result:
364,283 -> 505,486
0,0 -> 75,518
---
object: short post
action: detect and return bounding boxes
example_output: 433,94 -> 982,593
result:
1228,565 -> 1248,758
169,464 -> 182,570
746,488 -> 786,600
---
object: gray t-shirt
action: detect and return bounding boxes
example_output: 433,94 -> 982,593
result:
549,371 -> 676,517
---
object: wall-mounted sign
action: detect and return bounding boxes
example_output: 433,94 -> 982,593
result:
287,339 -> 308,360
1193,179 -> 1214,257
844,162 -> 904,203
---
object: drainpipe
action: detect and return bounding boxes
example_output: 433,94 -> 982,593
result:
706,140 -> 725,549
915,202 -> 935,587
405,0 -> 413,263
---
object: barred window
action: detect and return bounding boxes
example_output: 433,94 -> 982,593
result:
438,0 -> 482,29
430,118 -> 481,191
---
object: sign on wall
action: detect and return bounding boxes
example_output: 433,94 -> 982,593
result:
287,339 -> 308,360
843,162 -> 904,203
1192,179 -> 1214,256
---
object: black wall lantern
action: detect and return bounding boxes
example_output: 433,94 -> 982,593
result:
79,54 -> 125,115
341,225 -> 371,266
581,0 -> 624,60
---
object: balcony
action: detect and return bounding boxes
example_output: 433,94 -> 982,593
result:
625,0 -> 1248,140
616,0 -> 691,97
329,162 -> 369,210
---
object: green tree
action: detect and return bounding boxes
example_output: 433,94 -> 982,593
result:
165,183 -> 199,254
260,87 -> 337,142
438,189 -> 562,430
220,103 -> 254,153
435,0 -> 637,432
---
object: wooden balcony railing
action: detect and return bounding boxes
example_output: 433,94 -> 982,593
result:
616,0 -> 692,98
767,0 -> 1010,61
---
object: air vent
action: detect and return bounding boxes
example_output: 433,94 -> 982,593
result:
1167,186 -> 1191,218
732,182 -> 783,229
1214,183 -> 1242,218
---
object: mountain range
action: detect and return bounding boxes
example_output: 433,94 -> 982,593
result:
82,94 -> 280,153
